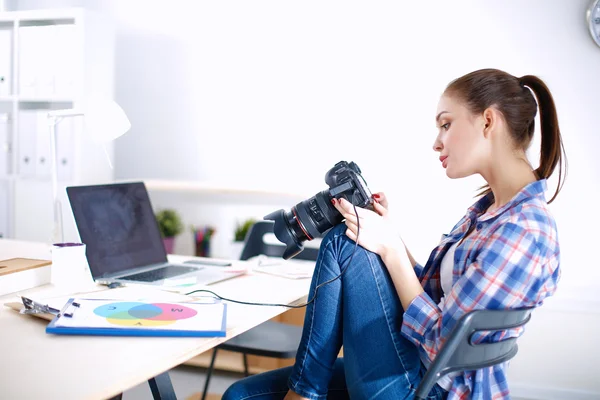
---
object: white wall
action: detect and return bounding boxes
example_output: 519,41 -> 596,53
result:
10,1 -> 600,398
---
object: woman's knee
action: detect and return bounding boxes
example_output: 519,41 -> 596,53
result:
320,223 -> 349,249
222,367 -> 292,400
221,379 -> 274,400
221,380 -> 245,400
321,223 -> 377,264
325,223 -> 347,239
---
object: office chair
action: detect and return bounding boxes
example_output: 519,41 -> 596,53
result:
414,307 -> 534,400
201,220 -> 319,400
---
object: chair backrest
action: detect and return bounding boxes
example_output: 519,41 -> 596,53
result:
415,307 -> 534,400
239,220 -> 320,262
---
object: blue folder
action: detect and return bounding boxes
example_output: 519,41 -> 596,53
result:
46,298 -> 227,337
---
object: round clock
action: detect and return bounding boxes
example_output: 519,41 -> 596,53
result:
587,0 -> 600,47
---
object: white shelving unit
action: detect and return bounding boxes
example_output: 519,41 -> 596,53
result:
0,8 -> 116,242
141,179 -> 310,200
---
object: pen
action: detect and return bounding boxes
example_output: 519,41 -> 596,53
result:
53,242 -> 85,248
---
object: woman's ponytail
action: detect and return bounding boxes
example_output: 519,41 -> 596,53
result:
519,75 -> 567,203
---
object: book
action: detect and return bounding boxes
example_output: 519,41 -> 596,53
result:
46,297 -> 227,337
0,258 -> 51,296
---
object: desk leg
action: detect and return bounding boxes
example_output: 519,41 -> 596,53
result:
148,372 -> 177,400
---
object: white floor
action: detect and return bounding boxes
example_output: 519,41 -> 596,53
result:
123,365 -> 536,400
124,364 -> 242,400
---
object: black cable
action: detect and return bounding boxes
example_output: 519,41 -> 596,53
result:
185,196 -> 362,309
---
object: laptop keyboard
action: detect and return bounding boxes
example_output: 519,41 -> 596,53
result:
119,265 -> 201,282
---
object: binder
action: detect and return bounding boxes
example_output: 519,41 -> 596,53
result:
18,26 -> 39,97
46,298 -> 227,337
0,113 -> 10,177
0,179 -> 8,238
55,116 -> 74,181
53,24 -> 78,98
17,110 -> 38,177
34,111 -> 51,178
0,29 -> 11,97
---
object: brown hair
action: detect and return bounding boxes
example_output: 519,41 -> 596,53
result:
444,68 -> 567,203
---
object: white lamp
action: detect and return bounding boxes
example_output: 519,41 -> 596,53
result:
47,99 -> 131,244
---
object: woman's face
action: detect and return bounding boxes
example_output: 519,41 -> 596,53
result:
432,94 -> 488,179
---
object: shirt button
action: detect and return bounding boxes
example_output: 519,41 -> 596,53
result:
476,223 -> 483,230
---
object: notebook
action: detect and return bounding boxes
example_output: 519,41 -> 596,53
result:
46,297 -> 227,337
66,181 -> 245,288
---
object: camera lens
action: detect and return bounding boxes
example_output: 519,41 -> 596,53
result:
264,190 -> 343,260
265,160 -> 371,260
263,209 -> 304,260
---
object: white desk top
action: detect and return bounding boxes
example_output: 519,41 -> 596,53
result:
0,239 -> 313,400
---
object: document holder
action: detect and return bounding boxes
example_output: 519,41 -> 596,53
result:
46,298 -> 227,337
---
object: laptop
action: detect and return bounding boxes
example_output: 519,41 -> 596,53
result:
66,181 -> 245,287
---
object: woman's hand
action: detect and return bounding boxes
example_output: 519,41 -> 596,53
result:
372,192 -> 389,210
332,196 -> 402,256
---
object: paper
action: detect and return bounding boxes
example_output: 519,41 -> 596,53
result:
24,285 -> 192,312
51,298 -> 226,333
250,256 -> 315,279
163,276 -> 199,287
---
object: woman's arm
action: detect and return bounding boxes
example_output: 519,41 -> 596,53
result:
380,245 -> 424,310
401,239 -> 418,269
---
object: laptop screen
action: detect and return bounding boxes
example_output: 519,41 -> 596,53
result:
66,182 -> 168,279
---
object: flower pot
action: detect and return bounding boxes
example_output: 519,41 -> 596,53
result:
230,241 -> 245,260
163,237 -> 175,254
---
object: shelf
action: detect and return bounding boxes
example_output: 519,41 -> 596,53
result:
18,98 -> 75,104
0,97 -> 74,103
0,7 -> 115,241
124,179 -> 311,200
9,8 -> 84,23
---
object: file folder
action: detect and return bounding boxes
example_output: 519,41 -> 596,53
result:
17,110 -> 38,177
46,298 -> 227,337
0,29 -> 11,97
0,113 -> 10,177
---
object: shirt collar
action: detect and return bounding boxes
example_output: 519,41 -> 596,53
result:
467,179 -> 548,221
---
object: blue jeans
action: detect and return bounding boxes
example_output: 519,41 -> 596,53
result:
222,224 -> 447,400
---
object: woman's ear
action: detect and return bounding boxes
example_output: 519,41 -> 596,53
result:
482,107 -> 497,138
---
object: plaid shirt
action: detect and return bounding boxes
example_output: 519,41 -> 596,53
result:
401,179 -> 560,400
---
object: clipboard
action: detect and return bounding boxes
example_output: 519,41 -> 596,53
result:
46,298 -> 227,337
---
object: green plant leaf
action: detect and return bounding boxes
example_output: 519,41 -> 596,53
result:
234,218 -> 257,242
155,209 -> 184,238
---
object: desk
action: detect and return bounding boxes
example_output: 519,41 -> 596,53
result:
0,239 -> 313,400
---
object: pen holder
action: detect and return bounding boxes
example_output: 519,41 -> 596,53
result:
195,239 -> 212,257
193,226 -> 215,258
51,243 -> 93,288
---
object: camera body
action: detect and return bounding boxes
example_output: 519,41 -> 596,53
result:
264,161 -> 373,259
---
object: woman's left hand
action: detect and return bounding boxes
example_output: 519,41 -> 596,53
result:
332,198 -> 403,256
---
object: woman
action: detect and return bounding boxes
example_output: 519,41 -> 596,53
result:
222,68 -> 566,399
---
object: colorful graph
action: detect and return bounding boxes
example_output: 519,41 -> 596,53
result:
93,301 -> 198,327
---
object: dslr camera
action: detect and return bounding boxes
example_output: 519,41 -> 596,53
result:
264,161 -> 373,259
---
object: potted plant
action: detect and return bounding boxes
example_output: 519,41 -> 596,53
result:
231,218 -> 257,259
155,209 -> 184,254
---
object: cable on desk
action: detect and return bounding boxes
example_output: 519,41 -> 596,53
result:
185,200 -> 362,309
